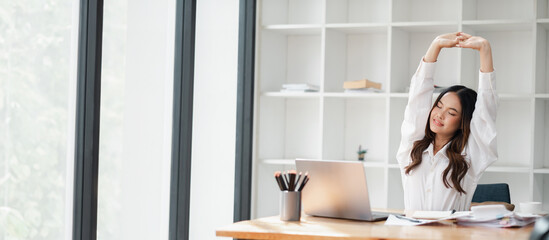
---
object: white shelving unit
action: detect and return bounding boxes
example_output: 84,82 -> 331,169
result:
252,0 -> 549,218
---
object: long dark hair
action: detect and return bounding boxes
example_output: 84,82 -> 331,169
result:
404,85 -> 478,194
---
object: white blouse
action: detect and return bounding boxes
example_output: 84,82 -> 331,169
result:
396,59 -> 498,212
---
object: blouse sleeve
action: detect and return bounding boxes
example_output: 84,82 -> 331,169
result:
467,71 -> 498,178
396,60 -> 436,173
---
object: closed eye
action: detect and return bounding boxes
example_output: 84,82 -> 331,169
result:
436,102 -> 442,108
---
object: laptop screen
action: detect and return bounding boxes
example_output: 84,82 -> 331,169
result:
295,159 -> 377,221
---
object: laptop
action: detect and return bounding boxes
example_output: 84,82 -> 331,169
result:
295,159 -> 390,221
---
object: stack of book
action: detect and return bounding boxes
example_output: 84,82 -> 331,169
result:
343,79 -> 382,93
280,83 -> 319,92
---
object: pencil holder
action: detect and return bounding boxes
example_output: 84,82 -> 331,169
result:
280,191 -> 301,221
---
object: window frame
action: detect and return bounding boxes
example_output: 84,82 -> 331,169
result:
233,0 -> 256,223
72,0 -> 103,239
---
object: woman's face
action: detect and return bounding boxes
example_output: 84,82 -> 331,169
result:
430,92 -> 462,138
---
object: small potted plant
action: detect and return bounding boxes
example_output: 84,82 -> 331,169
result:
357,145 -> 367,161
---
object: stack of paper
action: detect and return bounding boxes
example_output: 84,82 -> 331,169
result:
385,211 -> 471,226
384,215 -> 437,226
386,205 -> 541,228
280,83 -> 319,92
456,212 -> 539,228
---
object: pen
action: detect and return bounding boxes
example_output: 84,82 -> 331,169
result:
298,173 -> 309,191
295,172 -> 302,190
288,170 -> 296,191
282,171 -> 290,190
275,171 -> 288,190
395,215 -> 422,223
274,171 -> 283,190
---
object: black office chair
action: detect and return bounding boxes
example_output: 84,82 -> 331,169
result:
530,215 -> 549,240
472,183 -> 511,203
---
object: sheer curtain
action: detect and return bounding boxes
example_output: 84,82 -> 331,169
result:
97,0 -> 175,239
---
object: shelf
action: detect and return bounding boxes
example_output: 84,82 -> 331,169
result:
388,164 -> 530,173
261,159 -> 386,168
262,92 -> 391,98
497,93 -> 533,99
388,93 -> 528,99
260,161 -> 545,173
362,161 -> 386,168
261,92 -> 321,98
262,159 -> 295,165
389,93 -> 409,98
391,21 -> 459,32
534,168 -> 549,174
485,166 -> 530,173
462,19 -> 532,31
323,92 -> 386,98
388,164 -> 400,169
535,94 -> 549,99
388,92 -> 443,99
254,0 -> 549,219
538,19 -> 549,29
262,24 -> 323,35
326,23 -> 388,34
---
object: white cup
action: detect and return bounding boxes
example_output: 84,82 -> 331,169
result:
519,202 -> 542,214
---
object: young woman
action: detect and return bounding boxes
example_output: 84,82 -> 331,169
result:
396,32 -> 498,211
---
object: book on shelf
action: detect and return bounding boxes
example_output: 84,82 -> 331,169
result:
344,88 -> 381,93
281,83 -> 319,92
343,79 -> 382,90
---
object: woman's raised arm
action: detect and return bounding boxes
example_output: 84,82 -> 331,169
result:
457,32 -> 494,73
424,32 -> 464,62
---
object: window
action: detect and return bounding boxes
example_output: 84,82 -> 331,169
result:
0,1 -> 80,239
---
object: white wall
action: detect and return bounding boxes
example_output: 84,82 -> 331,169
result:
190,0 -> 239,239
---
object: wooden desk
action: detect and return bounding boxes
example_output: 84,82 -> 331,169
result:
216,214 -> 534,240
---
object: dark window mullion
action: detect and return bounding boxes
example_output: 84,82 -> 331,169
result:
169,0 -> 196,239
73,0 -> 103,240
234,0 -> 256,222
